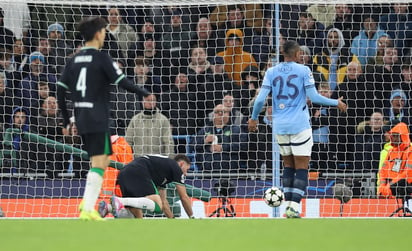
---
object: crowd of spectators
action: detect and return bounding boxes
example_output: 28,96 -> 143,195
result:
0,3 -> 412,179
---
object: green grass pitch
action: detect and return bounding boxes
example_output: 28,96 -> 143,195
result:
0,218 -> 409,251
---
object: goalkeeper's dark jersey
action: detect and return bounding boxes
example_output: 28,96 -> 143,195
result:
57,47 -> 148,134
122,155 -> 185,188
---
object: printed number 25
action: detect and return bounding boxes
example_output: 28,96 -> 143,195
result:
272,74 -> 298,100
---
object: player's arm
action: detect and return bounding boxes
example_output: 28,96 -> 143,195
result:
56,59 -> 73,128
248,71 -> 272,132
248,85 -> 271,132
56,81 -> 70,128
159,188 -> 174,218
117,76 -> 150,97
102,53 -> 150,97
306,86 -> 337,106
176,183 -> 194,218
306,87 -> 347,113
304,66 -> 347,112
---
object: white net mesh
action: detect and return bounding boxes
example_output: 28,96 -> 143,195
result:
0,1 -> 412,218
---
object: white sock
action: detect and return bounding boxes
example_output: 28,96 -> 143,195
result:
289,201 -> 300,211
118,197 -> 155,211
82,171 -> 104,212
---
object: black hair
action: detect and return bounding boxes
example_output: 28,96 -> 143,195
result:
36,36 -> 48,47
241,65 -> 260,81
227,5 -> 243,12
283,40 -> 300,58
362,13 -> 379,23
78,17 -> 107,42
144,17 -> 154,24
143,33 -> 154,41
38,81 -> 48,87
382,119 -> 401,133
174,154 -> 191,165
299,12 -> 313,19
401,57 -> 411,70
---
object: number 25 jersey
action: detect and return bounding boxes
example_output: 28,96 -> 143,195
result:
261,62 -> 314,134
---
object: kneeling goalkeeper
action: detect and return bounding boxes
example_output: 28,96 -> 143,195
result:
100,154 -> 194,219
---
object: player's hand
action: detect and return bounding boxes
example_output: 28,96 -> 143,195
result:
211,144 -> 222,153
313,109 -> 321,118
205,134 -> 215,144
248,119 -> 258,132
337,97 -> 347,113
377,183 -> 392,198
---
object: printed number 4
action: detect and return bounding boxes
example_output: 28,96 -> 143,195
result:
76,67 -> 87,98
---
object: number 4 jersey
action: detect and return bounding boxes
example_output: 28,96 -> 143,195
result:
57,47 -> 148,134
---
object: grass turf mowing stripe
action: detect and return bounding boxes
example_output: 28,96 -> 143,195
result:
0,219 -> 409,251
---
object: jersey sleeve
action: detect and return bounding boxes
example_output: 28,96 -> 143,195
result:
250,72 -> 271,120
100,52 -> 149,97
306,86 -> 338,106
57,58 -> 72,90
101,52 -> 125,84
56,60 -> 72,127
302,66 -> 316,89
101,53 -> 149,97
172,164 -> 185,185
304,65 -> 338,106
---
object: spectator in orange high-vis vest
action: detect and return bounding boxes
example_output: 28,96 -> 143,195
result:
100,135 -> 134,199
377,122 -> 412,198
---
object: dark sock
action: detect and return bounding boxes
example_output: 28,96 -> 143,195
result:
282,167 -> 295,201
291,169 -> 308,204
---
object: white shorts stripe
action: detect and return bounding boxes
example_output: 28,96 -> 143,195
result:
276,128 -> 313,156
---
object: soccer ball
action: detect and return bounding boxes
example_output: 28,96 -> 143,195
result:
263,187 -> 284,207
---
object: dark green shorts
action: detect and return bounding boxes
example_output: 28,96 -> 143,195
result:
117,162 -> 159,197
81,132 -> 112,157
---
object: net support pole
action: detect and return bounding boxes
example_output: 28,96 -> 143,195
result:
272,2 -> 282,218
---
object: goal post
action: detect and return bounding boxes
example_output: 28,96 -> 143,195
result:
0,0 -> 411,218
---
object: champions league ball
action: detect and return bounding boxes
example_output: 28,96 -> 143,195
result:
263,187 -> 284,207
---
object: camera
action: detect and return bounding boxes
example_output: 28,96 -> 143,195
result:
213,179 -> 235,197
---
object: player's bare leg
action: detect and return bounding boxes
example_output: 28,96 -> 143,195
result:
129,208 -> 143,218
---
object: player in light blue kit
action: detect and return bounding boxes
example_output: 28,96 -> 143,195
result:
248,40 -> 347,218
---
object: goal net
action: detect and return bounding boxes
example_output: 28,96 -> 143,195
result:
0,0 -> 411,218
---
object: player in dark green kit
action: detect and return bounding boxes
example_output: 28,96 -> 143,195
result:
99,154 -> 194,219
57,17 -> 149,220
